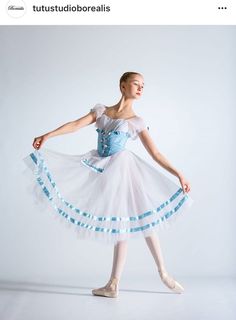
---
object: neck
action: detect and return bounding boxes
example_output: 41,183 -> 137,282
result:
115,96 -> 135,113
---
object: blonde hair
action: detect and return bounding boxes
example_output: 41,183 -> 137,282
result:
119,71 -> 142,91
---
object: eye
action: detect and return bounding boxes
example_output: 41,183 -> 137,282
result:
133,81 -> 144,89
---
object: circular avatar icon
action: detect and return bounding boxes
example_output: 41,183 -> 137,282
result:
7,0 -> 26,18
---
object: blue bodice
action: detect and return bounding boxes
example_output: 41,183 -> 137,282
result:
96,128 -> 130,157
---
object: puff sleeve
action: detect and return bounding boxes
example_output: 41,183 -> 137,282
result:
129,117 -> 149,140
90,103 -> 106,120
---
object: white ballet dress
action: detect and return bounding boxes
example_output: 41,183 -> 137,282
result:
22,103 -> 194,245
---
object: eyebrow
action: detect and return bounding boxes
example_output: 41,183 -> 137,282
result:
133,80 -> 145,85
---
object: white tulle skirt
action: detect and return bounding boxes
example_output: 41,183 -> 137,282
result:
22,147 -> 194,245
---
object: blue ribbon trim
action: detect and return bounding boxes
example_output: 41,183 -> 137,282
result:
29,150 -> 190,233
80,158 -> 104,173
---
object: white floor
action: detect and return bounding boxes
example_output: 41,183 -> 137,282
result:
0,277 -> 235,320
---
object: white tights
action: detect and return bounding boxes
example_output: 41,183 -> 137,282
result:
109,233 -> 166,281
110,240 -> 128,280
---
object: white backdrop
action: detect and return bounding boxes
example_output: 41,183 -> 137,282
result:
0,26 -> 235,286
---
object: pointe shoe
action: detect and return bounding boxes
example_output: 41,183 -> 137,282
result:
92,277 -> 119,298
159,270 -> 184,294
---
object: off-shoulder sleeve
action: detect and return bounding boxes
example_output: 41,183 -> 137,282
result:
90,103 -> 106,119
129,117 -> 149,140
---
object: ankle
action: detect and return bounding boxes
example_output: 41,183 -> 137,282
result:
109,276 -> 119,284
107,277 -> 119,289
158,268 -> 167,276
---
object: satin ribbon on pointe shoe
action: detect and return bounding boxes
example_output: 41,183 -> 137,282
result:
92,277 -> 119,298
158,270 -> 184,294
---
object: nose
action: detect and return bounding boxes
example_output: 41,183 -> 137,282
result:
138,87 -> 143,92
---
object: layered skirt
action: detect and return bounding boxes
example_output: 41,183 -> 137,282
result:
22,147 -> 194,245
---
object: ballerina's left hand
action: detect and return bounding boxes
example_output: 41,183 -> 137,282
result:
178,175 -> 191,194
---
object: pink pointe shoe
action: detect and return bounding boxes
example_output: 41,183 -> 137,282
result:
159,270 -> 185,294
92,277 -> 119,298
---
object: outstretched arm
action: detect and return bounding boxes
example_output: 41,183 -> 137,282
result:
138,129 -> 191,193
32,110 -> 96,150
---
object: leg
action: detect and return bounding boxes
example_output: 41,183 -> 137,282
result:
110,239 -> 128,280
145,233 -> 167,274
92,240 -> 128,298
145,233 -> 184,293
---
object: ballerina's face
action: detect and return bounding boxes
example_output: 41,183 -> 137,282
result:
121,74 -> 144,99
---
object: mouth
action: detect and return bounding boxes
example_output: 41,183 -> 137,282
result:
136,92 -> 141,96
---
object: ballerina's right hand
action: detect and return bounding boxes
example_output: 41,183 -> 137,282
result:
178,175 -> 191,194
32,135 -> 47,150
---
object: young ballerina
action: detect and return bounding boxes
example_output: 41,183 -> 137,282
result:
23,71 -> 193,298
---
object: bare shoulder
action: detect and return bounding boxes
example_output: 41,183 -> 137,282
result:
103,104 -> 113,110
